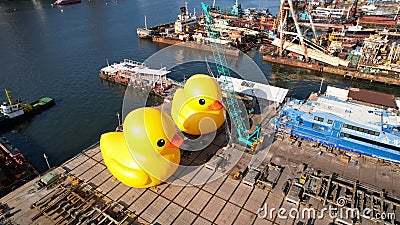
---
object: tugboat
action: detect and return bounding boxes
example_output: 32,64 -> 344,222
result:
53,0 -> 81,5
0,89 -> 55,132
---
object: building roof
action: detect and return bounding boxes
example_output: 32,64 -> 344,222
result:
217,76 -> 288,103
348,88 -> 397,109
324,86 -> 398,109
286,95 -> 400,131
325,86 -> 349,101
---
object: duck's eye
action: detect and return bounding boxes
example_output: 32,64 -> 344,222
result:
157,139 -> 165,147
199,99 -> 206,105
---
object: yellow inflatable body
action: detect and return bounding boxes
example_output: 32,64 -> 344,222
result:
100,107 -> 182,188
171,74 -> 226,135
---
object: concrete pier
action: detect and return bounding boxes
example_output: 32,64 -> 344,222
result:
1,132 -> 400,224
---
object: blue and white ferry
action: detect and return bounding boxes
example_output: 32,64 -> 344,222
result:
276,86 -> 400,163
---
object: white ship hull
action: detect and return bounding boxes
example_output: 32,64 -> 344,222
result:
136,28 -> 152,39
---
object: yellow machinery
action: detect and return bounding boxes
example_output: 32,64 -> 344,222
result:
21,103 -> 33,112
299,175 -> 307,185
233,171 -> 242,180
5,89 -> 14,105
328,31 -> 344,42
4,89 -> 33,112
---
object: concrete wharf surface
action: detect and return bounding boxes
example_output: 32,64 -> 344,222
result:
2,132 -> 400,224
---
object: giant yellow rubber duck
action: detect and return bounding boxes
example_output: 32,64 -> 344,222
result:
100,107 -> 183,188
171,74 -> 226,135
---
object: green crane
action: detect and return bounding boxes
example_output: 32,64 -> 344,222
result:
201,2 -> 263,150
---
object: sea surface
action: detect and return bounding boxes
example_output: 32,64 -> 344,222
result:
0,0 -> 399,173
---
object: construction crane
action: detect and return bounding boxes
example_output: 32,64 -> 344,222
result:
5,89 -> 14,105
201,2 -> 263,150
4,89 -> 33,112
306,4 -> 318,44
277,0 -> 308,61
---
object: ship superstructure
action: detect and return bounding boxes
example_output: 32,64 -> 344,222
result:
0,89 -> 29,120
99,59 -> 173,95
0,89 -> 54,132
174,3 -> 198,34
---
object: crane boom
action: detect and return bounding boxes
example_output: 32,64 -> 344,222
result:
5,89 -> 14,105
201,2 -> 262,149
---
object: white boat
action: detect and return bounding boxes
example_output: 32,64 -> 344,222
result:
99,59 -> 173,94
136,16 -> 152,39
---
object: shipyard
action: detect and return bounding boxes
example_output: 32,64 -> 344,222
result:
136,0 -> 400,85
1,0 -> 400,224
3,63 -> 400,224
1,90 -> 400,224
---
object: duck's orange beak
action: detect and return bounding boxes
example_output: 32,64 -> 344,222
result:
168,134 -> 184,148
208,100 -> 223,110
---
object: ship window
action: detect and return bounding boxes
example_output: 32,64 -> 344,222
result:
359,128 -> 365,133
340,132 -> 350,138
374,131 -> 380,136
314,116 -> 324,122
368,130 -> 374,135
343,124 -> 348,128
327,120 -> 333,124
312,125 -> 324,131
340,132 -> 399,151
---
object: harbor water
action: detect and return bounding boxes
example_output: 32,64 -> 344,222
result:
1,0 -> 400,173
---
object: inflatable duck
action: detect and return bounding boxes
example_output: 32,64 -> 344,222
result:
171,74 -> 226,135
100,107 -> 183,188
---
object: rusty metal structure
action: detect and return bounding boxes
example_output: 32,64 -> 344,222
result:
31,178 -> 139,225
277,0 -> 308,61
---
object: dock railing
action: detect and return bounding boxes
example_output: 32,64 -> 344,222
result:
123,59 -> 146,67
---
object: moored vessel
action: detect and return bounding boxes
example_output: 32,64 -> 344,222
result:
0,137 -> 38,197
0,89 -> 55,133
99,59 -> 174,95
137,16 -> 153,39
276,86 -> 400,163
